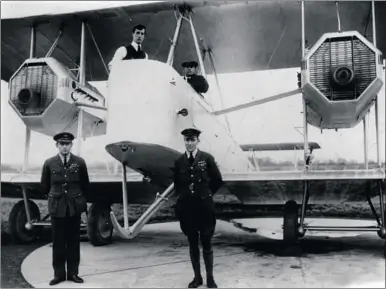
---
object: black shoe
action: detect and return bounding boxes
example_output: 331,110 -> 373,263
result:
49,276 -> 66,286
67,275 -> 84,283
188,276 -> 203,288
207,277 -> 218,288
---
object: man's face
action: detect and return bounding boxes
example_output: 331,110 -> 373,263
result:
132,29 -> 145,44
184,136 -> 199,152
56,142 -> 72,155
185,66 -> 197,76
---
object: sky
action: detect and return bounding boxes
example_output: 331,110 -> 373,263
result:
1,1 -> 385,168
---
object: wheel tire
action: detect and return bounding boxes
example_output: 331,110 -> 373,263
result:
283,200 -> 299,244
384,241 -> 386,259
383,207 -> 386,259
9,200 -> 42,244
87,203 -> 113,246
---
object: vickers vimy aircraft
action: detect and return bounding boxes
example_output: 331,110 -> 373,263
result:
1,1 -> 385,256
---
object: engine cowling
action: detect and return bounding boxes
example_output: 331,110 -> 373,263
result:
8,57 -> 107,138
301,31 -> 384,129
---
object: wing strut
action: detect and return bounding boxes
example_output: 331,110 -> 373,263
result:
109,163 -> 175,239
166,4 -> 210,105
212,88 -> 302,116
22,26 -> 36,174
166,7 -> 183,66
187,12 -> 207,80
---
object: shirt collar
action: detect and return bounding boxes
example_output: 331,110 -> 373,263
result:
131,41 -> 141,51
59,153 -> 70,163
186,149 -> 198,158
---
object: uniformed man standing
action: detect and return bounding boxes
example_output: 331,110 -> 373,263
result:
182,61 -> 209,95
174,128 -> 223,288
40,132 -> 89,286
108,24 -> 148,70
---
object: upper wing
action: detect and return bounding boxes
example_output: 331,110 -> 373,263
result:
2,1 -> 385,82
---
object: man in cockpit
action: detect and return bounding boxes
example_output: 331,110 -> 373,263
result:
108,24 -> 148,71
182,61 -> 209,95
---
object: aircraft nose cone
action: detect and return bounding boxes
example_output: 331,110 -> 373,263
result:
18,88 -> 33,104
333,66 -> 354,87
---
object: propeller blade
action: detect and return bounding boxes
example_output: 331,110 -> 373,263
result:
212,88 -> 302,116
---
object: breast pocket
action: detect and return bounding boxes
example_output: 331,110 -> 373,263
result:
68,165 -> 80,182
196,165 -> 209,182
51,168 -> 63,182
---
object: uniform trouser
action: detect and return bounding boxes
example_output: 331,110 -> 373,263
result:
176,196 -> 216,279
187,230 -> 214,279
51,209 -> 81,278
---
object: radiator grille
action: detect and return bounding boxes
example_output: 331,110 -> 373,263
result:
309,36 -> 376,101
9,63 -> 58,116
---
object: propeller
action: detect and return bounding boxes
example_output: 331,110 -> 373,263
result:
212,88 -> 302,116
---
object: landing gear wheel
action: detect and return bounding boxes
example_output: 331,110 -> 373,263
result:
87,203 -> 113,246
382,209 -> 386,258
283,200 -> 299,243
9,200 -> 42,244
282,200 -> 300,256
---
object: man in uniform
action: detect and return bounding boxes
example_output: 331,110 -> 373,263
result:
173,128 -> 223,288
108,24 -> 148,70
182,61 -> 209,95
40,132 -> 90,286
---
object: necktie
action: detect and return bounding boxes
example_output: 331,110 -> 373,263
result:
189,152 -> 194,164
63,156 -> 67,167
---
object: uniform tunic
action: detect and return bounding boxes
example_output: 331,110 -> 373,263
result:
174,150 -> 223,236
40,153 -> 89,278
41,154 -> 89,218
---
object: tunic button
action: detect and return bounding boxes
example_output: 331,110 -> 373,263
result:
191,175 -> 194,177
64,175 -> 67,177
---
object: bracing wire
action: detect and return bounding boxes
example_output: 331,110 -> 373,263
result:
86,23 -> 109,76
207,49 -> 231,133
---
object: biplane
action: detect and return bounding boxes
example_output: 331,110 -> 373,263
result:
1,1 -> 385,257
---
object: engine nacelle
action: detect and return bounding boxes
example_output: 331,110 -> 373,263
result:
8,57 -> 107,138
301,31 -> 384,129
